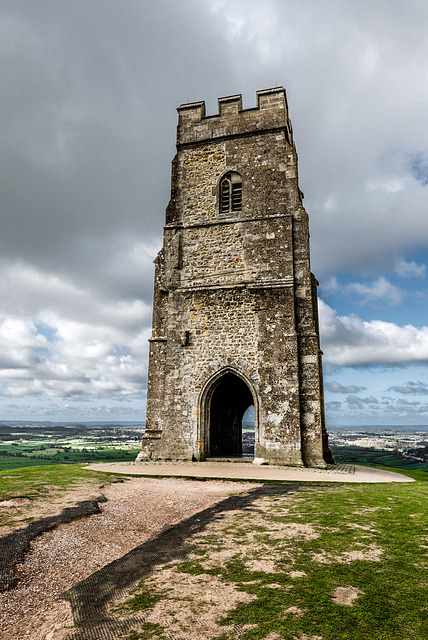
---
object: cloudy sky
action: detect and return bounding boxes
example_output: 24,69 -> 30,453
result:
1,0 -> 428,425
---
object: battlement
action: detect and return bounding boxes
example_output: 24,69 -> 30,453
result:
177,87 -> 293,147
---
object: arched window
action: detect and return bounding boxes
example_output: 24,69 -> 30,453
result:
220,171 -> 242,213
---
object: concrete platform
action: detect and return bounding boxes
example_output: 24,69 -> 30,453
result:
85,461 -> 414,483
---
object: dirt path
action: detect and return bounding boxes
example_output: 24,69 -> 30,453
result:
0,476 -> 259,640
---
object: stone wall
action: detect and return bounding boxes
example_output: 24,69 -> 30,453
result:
138,87 -> 333,467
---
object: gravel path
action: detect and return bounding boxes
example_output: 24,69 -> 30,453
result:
0,476 -> 258,640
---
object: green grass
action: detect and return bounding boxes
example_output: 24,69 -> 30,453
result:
229,486 -> 425,638
0,463 -> 116,501
0,457 -> 67,471
364,467 -> 428,482
119,470 -> 428,640
332,445 -> 428,471
0,442 -> 141,471
126,623 -> 166,640
126,587 -> 166,612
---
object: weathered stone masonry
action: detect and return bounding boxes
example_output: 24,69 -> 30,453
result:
137,87 -> 334,467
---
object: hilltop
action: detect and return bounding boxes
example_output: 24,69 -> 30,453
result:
0,464 -> 426,640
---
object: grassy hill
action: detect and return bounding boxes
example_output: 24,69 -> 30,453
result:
1,465 -> 427,639
105,469 -> 427,640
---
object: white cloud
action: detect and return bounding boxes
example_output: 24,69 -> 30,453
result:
0,314 -> 150,400
0,259 -> 152,330
344,277 -> 404,306
319,299 -> 428,367
0,259 -> 152,401
394,258 -> 426,279
0,318 -> 47,370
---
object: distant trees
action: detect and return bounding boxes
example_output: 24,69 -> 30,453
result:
403,446 -> 428,463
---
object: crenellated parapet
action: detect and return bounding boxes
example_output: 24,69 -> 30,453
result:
177,87 -> 293,147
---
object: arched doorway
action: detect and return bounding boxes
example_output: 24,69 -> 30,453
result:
208,372 -> 255,457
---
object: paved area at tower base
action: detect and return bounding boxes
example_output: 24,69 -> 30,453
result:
86,461 -> 413,483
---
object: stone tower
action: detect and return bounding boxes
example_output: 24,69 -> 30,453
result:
137,87 -> 333,467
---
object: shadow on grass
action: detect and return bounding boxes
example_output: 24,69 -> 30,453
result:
63,482 -> 320,640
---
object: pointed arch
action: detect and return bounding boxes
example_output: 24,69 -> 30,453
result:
198,366 -> 258,458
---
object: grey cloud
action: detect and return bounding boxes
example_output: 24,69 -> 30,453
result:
2,0 -> 428,281
395,398 -> 420,407
345,395 -> 379,409
346,395 -> 365,409
325,400 -> 342,411
325,381 -> 366,394
0,401 -> 146,420
409,151 -> 428,186
1,0 -> 428,418
0,0 -> 238,273
388,382 -> 428,395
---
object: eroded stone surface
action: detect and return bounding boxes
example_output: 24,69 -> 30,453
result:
139,88 -> 333,468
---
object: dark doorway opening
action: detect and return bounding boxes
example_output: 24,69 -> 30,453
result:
209,372 -> 254,457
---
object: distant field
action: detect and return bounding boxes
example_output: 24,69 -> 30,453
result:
1,423 -> 427,473
0,423 -> 143,471
331,445 -> 428,471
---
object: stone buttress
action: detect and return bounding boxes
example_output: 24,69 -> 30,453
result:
137,87 -> 334,467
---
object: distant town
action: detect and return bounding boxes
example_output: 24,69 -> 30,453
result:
0,422 -> 427,472
328,426 -> 428,471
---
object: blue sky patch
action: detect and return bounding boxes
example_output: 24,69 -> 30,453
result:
34,322 -> 58,343
410,152 -> 428,185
